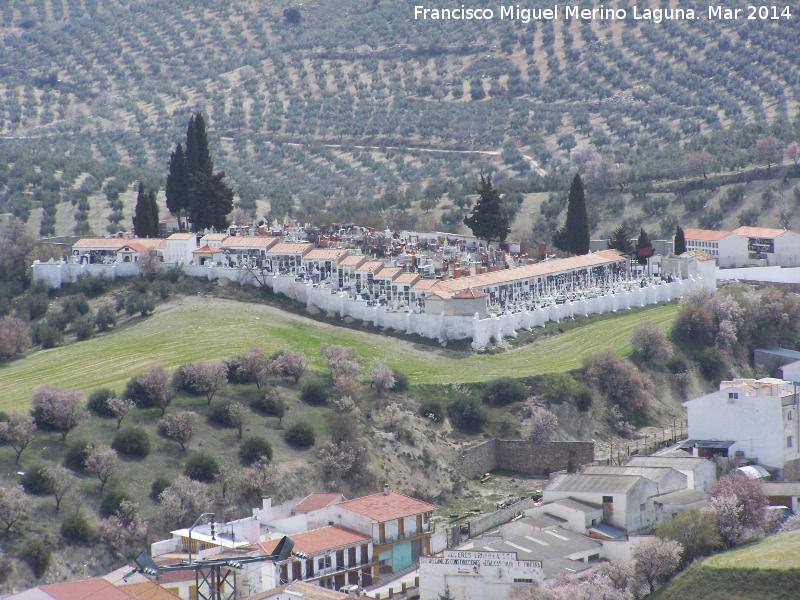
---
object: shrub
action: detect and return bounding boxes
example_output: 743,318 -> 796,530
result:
666,355 -> 690,374
699,347 -> 727,380
574,384 -> 592,412
583,350 -> 653,415
150,477 -> 172,502
19,538 -> 51,578
300,379 -> 328,406
94,305 -> 117,332
184,453 -> 220,483
207,399 -> 234,427
447,396 -> 487,432
62,439 -> 90,472
239,436 -> 274,465
672,303 -> 715,347
391,369 -> 409,392
483,377 -> 528,406
21,466 -> 49,495
112,427 -> 151,457
284,421 -> 316,448
629,321 -> 672,361
87,388 -> 117,417
100,490 -> 132,517
30,322 -> 63,348
60,511 -> 96,545
70,315 -> 95,341
418,398 -> 445,422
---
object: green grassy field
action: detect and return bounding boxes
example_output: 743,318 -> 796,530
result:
0,296 -> 679,410
651,531 -> 800,600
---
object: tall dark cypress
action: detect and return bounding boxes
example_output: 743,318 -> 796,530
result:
133,182 -> 154,238
565,174 -> 589,255
166,143 -> 189,230
674,226 -> 686,255
185,116 -> 199,175
194,113 -> 212,173
636,227 -> 653,265
462,175 -> 510,245
148,189 -> 160,237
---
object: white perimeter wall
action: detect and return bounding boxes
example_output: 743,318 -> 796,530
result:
32,261 -> 713,349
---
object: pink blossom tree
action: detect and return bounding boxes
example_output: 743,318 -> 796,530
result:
0,485 -> 28,531
84,443 -> 118,491
369,359 -> 395,395
633,537 -> 681,594
107,397 -> 136,429
271,350 -> 308,383
786,142 -> 800,166
161,411 -> 195,451
0,412 -> 36,463
98,500 -> 148,559
0,316 -> 30,361
682,151 -> 712,179
181,360 -> 228,404
139,366 -> 176,416
30,384 -> 88,441
43,465 -> 74,511
227,402 -> 249,439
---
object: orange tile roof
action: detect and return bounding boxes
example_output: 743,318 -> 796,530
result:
136,238 -> 167,249
193,244 -> 223,254
120,242 -> 150,252
411,279 -> 440,290
394,273 -> 421,285
356,261 -> 384,273
338,491 -> 435,522
425,290 -> 452,300
199,233 -> 229,242
260,526 -> 369,556
31,579 -> 139,600
304,249 -> 350,261
683,250 -> 716,261
374,266 -> 403,280
453,287 -> 487,299
683,229 -> 732,242
220,236 -> 279,249
338,255 -> 367,267
167,233 -> 196,240
293,492 -> 345,513
118,582 -> 183,600
732,226 -> 789,238
73,237 -> 128,249
266,242 -> 314,255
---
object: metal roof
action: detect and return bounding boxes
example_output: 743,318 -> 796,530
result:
679,440 -> 736,450
473,526 -> 601,562
550,498 -> 603,513
652,489 -> 707,505
581,465 -> 682,485
545,473 -> 644,494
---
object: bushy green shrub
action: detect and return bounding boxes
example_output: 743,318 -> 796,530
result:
184,453 -> 220,483
699,348 -> 727,380
60,512 -> 96,545
70,315 -> 95,340
284,421 -> 315,448
574,384 -> 593,412
87,388 -> 116,417
19,538 -> 51,578
447,396 -> 487,432
391,369 -> 409,392
62,439 -> 90,472
30,322 -> 63,348
418,398 -> 444,422
666,355 -> 690,374
483,377 -> 528,406
112,427 -> 151,457
300,379 -> 328,406
100,490 -> 132,517
239,436 -> 273,465
94,305 -> 117,332
150,477 -> 172,502
207,399 -> 234,427
21,466 -> 49,495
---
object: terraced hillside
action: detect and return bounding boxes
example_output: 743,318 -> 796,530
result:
2,0 -> 800,240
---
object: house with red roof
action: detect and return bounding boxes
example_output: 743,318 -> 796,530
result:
732,226 -> 800,267
5,578 -> 141,600
682,228 -> 747,267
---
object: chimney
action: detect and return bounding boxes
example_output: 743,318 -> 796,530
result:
453,263 -> 461,279
538,242 -> 547,260
489,265 -> 499,272
383,485 -> 390,496
441,272 -> 449,281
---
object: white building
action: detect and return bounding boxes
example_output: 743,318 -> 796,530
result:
682,229 -> 747,267
683,377 -> 800,477
625,455 -> 717,492
732,226 -> 800,267
419,550 -> 544,600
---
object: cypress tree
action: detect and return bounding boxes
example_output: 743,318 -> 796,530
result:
462,175 -> 510,245
188,170 -> 234,231
674,226 -> 686,255
607,226 -> 634,254
133,183 -> 154,238
185,116 -> 199,175
565,174 -> 590,255
194,113 -> 212,173
148,190 -> 160,237
166,143 -> 189,231
636,227 -> 653,265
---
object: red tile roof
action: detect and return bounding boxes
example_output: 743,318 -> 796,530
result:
374,266 -> 403,280
293,492 -> 344,513
683,229 -> 732,242
193,244 -> 223,254
394,273 -> 421,285
266,242 -> 314,255
304,249 -> 349,261
118,582 -> 183,600
337,255 -> 367,267
338,491 -> 435,522
356,261 -> 384,273
167,233 -> 196,240
452,287 -> 487,299
220,236 -> 279,249
260,526 -> 369,556
29,579 -> 139,600
732,226 -> 790,238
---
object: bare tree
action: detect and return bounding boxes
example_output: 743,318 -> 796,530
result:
682,151 -> 711,179
158,475 -> 213,530
136,249 -> 161,279
755,136 -> 780,171
786,142 -> 800,167
43,465 -> 74,511
0,316 -> 30,361
0,412 -> 36,463
98,500 -> 148,559
84,444 -> 118,491
139,366 -> 176,416
161,411 -> 195,451
107,397 -> 136,429
181,360 -> 228,404
239,346 -> 271,388
237,459 -> 277,504
30,384 -> 88,441
227,402 -> 250,439
270,350 -> 308,383
0,485 -> 28,531
369,358 -> 395,395
527,405 -> 558,444
271,393 -> 287,424
629,321 -> 672,361
320,343 -> 362,380
633,537 -> 681,594
334,375 -> 361,400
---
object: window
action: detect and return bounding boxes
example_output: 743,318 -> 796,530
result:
514,578 -> 534,584
789,411 -> 793,421
788,436 -> 793,449
602,496 -> 613,504
640,503 -> 646,512
728,392 -> 739,399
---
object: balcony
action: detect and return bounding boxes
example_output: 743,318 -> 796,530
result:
375,524 -> 432,545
